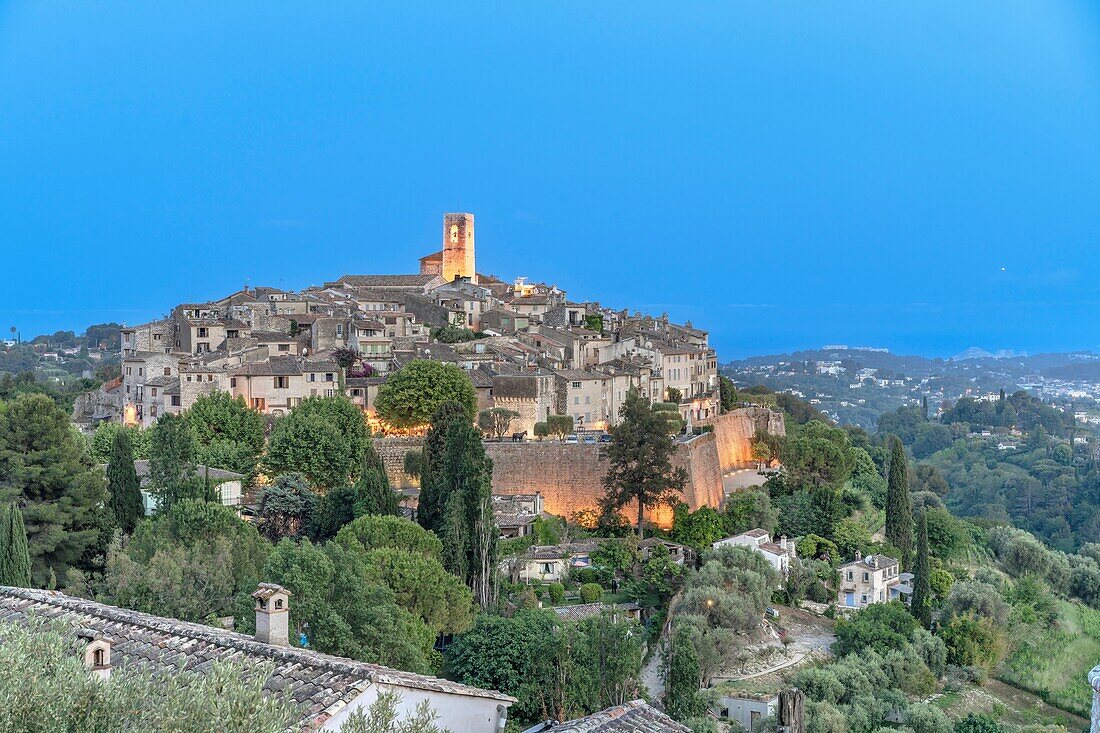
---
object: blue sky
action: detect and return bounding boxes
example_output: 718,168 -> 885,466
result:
3,2 -> 1100,359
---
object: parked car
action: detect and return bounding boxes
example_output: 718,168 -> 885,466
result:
598,433 -> 612,443
565,434 -> 579,444
765,607 -> 780,619
582,434 -> 597,444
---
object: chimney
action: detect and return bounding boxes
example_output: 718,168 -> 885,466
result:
253,583 -> 292,646
77,628 -> 114,681
780,535 -> 787,551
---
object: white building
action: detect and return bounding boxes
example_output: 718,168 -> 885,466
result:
712,529 -> 796,578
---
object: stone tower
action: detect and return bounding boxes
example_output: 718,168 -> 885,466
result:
442,213 -> 476,283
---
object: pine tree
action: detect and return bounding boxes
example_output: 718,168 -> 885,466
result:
0,393 -> 108,586
4,504 -> 30,588
911,508 -> 932,628
601,389 -> 687,538
885,435 -> 914,567
439,418 -> 498,609
106,428 -> 144,533
417,402 -> 471,533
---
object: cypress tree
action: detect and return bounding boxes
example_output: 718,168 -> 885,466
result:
0,503 -> 10,584
911,507 -> 932,628
5,504 -> 30,588
439,418 -> 498,609
885,435 -> 914,567
106,428 -> 144,533
417,401 -> 471,532
353,443 -> 400,516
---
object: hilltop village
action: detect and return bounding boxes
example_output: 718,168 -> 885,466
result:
89,212 -> 720,433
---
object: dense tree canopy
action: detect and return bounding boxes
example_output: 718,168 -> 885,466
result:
264,396 -> 368,489
0,393 -> 107,586
374,360 -> 477,429
186,391 -> 266,475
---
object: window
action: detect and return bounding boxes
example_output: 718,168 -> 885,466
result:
274,376 -> 289,389
151,388 -> 158,397
126,367 -> 131,375
171,396 -> 180,407
93,648 -> 105,668
278,344 -> 290,352
336,324 -> 344,337
847,571 -> 853,581
251,398 -> 266,410
324,389 -> 335,397
325,373 -> 334,382
163,367 -> 171,376
230,377 -> 237,388
197,327 -> 208,338
584,395 -> 591,404
860,595 -> 867,604
571,381 -> 581,388
574,397 -> 580,405
863,572 -> 869,582
541,563 -> 553,574
138,367 -> 143,376
309,373 -> 316,382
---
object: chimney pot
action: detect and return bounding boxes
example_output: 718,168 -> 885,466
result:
252,583 -> 292,646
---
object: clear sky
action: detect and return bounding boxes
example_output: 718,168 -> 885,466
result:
3,2 -> 1100,359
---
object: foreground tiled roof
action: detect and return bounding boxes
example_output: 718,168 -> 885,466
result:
0,587 -> 514,730
549,700 -> 690,733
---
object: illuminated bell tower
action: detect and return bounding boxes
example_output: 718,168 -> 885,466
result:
442,213 -> 476,283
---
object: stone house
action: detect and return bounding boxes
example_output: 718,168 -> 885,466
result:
430,277 -> 492,331
121,320 -> 171,357
489,372 -> 556,436
836,554 -> 913,609
227,356 -> 340,415
479,308 -> 530,335
0,585 -> 514,733
122,351 -> 181,427
512,540 -> 602,583
554,370 -> 611,432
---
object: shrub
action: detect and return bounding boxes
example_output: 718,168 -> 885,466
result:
548,582 -> 565,604
579,583 -> 603,603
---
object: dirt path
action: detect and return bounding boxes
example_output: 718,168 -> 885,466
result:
640,638 -> 665,701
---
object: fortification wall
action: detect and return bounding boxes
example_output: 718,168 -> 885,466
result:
372,434 -> 725,529
699,407 -> 786,472
374,436 -> 424,489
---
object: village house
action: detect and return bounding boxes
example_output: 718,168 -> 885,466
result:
712,529 -> 796,578
836,554 -> 913,609
0,585 -> 514,733
130,459 -> 246,514
511,540 -> 602,583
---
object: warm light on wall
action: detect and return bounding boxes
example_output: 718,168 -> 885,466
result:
123,404 -> 138,426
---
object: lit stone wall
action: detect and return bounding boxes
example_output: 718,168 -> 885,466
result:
372,434 -> 724,529
699,407 -> 786,472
